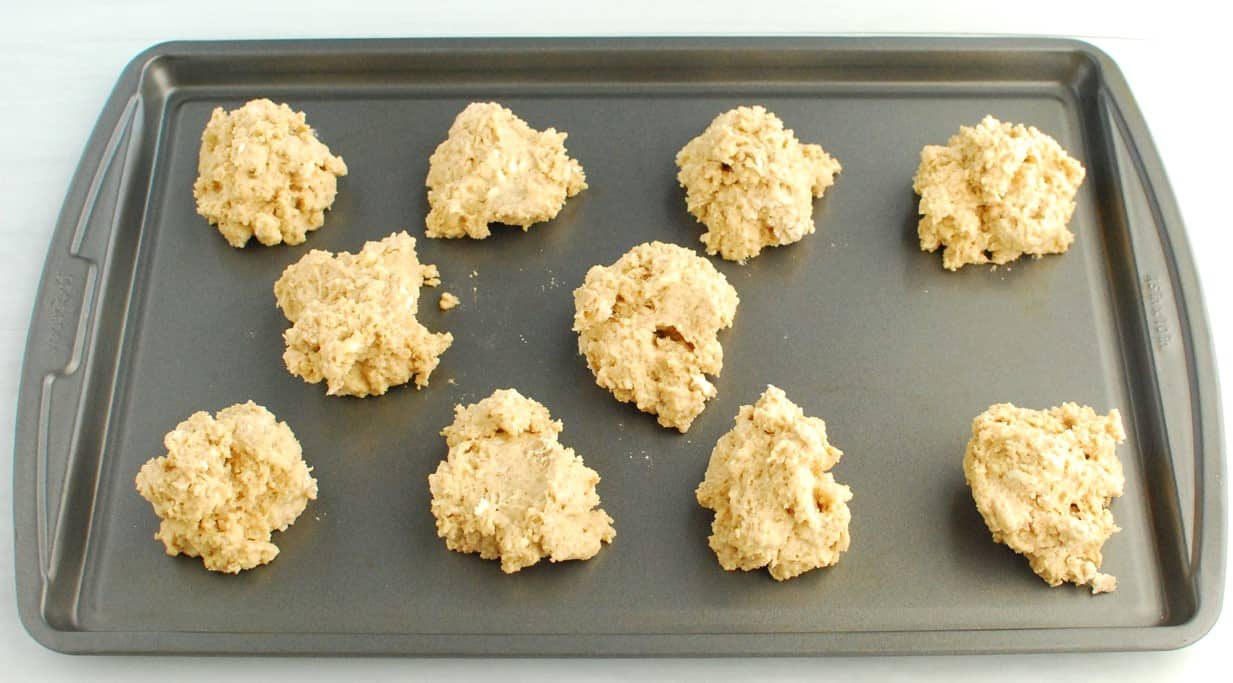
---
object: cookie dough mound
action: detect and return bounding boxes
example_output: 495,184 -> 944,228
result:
134,401 -> 318,573
425,102 -> 587,239
914,115 -> 1086,270
193,98 -> 348,248
428,389 -> 615,573
696,386 -> 852,581
572,241 -> 739,432
963,402 -> 1126,593
675,105 -> 841,263
274,231 -> 453,397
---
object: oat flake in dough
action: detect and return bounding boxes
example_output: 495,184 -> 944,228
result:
274,231 -> 452,398
914,115 -> 1086,270
134,401 -> 318,573
963,402 -> 1125,594
696,386 -> 852,581
573,241 -> 739,433
675,105 -> 841,263
193,98 -> 347,248
425,102 -> 586,239
428,389 -> 615,573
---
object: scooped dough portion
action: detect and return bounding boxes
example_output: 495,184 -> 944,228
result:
675,105 -> 841,263
573,241 -> 739,433
274,231 -> 452,397
963,402 -> 1125,594
425,102 -> 587,239
428,389 -> 615,573
193,98 -> 347,248
134,401 -> 318,573
914,115 -> 1086,270
696,386 -> 852,581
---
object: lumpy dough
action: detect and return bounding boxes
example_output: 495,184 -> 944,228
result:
427,388 -> 615,573
914,115 -> 1086,270
134,401 -> 318,573
963,402 -> 1125,594
273,231 -> 452,397
695,386 -> 852,581
572,241 -> 739,433
425,102 -> 587,239
675,105 -> 841,263
193,98 -> 347,248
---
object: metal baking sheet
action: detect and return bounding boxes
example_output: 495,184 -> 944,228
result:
12,37 -> 1224,655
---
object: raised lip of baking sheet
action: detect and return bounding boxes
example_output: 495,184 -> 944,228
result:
11,37 -> 1224,656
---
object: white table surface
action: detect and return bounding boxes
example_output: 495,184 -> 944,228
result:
2,1 -> 1228,679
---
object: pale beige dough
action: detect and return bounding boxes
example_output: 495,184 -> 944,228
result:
274,231 -> 452,397
963,402 -> 1125,594
193,98 -> 347,248
696,386 -> 852,581
675,105 -> 841,263
914,115 -> 1086,270
438,291 -> 460,310
427,388 -> 615,573
425,102 -> 586,239
134,401 -> 318,573
572,241 -> 739,433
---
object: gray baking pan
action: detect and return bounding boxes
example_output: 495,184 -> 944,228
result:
12,37 -> 1224,655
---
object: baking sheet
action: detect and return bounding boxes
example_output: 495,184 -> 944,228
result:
12,38 -> 1224,655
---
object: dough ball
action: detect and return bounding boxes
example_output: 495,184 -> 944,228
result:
572,241 -> 739,433
428,388 -> 615,573
675,105 -> 841,263
134,401 -> 318,573
274,231 -> 452,397
425,102 -> 587,239
193,98 -> 348,248
963,402 -> 1125,594
914,115 -> 1086,270
696,386 -> 852,581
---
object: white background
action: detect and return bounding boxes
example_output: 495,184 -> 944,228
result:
1,1 -> 1228,679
